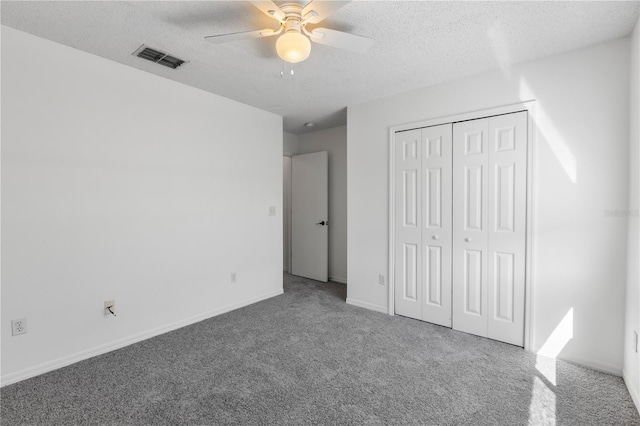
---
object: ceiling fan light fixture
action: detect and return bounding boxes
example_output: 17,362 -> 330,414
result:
276,31 -> 311,64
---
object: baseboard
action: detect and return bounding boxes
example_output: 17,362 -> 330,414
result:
330,276 -> 347,284
623,369 -> 640,413
346,297 -> 388,314
556,353 -> 622,377
1,289 -> 283,387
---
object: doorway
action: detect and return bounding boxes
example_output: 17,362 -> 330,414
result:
286,151 -> 329,282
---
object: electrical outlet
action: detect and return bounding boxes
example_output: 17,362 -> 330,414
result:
230,273 -> 237,283
11,318 -> 27,336
379,274 -> 385,286
104,300 -> 115,316
635,331 -> 638,353
268,206 -> 276,216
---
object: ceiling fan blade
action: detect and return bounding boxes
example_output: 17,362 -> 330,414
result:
204,28 -> 279,44
308,28 -> 373,54
251,1 -> 286,22
302,1 -> 350,24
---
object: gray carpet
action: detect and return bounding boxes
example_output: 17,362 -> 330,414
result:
1,273 -> 638,425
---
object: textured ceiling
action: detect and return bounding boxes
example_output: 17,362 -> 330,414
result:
2,1 -> 639,134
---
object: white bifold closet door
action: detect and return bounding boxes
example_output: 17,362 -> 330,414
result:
452,111 -> 527,346
394,124 -> 452,327
394,111 -> 527,347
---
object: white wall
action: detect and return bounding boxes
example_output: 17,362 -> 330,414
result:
297,126 -> 348,283
282,132 -> 297,272
1,27 -> 283,385
348,38 -> 630,373
283,156 -> 292,272
624,14 -> 640,409
283,132 -> 299,156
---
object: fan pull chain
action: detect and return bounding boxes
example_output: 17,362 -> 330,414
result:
280,61 -> 295,78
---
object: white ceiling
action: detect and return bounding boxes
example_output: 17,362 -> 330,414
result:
2,1 -> 639,134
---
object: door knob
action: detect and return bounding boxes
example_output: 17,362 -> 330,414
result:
315,221 -> 327,226
465,237 -> 471,242
432,235 -> 439,240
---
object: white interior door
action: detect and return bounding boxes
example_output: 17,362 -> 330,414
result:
421,124 -> 453,327
291,151 -> 328,282
452,118 -> 490,337
453,112 -> 527,345
394,129 -> 423,319
394,124 -> 453,325
393,111 -> 527,346
486,111 -> 527,346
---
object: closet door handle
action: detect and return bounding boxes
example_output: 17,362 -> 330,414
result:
465,237 -> 471,242
432,235 -> 439,240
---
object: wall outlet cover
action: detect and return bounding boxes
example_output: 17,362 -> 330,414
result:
11,318 -> 27,336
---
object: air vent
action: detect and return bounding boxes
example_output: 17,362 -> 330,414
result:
132,45 -> 186,69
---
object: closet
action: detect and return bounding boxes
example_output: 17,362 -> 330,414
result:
393,111 -> 527,346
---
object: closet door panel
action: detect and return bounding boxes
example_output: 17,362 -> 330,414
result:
421,124 -> 452,327
453,119 -> 489,338
487,111 -> 527,346
394,129 -> 422,320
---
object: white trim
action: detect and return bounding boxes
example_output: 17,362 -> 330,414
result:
388,125 -> 396,316
624,369 -> 640,413
391,102 -> 535,134
346,297 -> 388,314
559,354 -> 622,377
287,156 -> 293,273
1,289 -> 284,387
284,156 -> 293,274
330,276 -> 347,284
388,101 -> 536,350
523,103 -> 537,352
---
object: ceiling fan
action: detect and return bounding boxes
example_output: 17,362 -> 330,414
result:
204,1 -> 374,63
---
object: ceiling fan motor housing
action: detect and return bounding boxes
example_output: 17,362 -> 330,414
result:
283,19 -> 303,34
